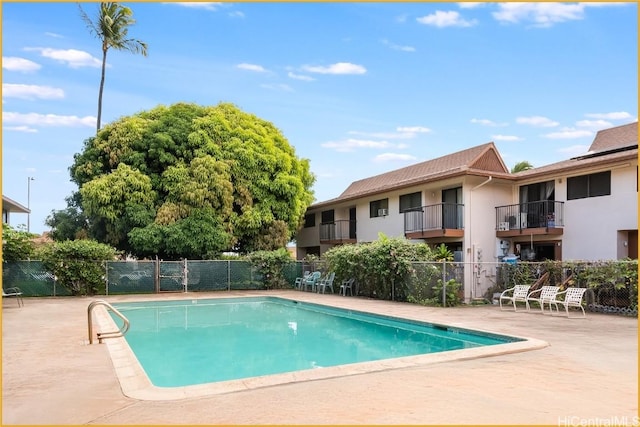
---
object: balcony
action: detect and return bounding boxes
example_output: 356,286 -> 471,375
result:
495,201 -> 564,237
404,203 -> 464,239
319,220 -> 357,244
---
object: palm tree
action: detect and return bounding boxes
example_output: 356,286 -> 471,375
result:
79,2 -> 148,133
511,161 -> 534,173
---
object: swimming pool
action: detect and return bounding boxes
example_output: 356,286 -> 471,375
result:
110,297 -> 520,388
95,294 -> 546,400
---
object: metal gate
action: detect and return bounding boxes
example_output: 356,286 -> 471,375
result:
157,259 -> 186,292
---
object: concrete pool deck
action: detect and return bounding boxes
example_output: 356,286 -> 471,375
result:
2,290 -> 638,425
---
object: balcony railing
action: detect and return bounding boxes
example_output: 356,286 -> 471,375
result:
495,201 -> 564,231
320,220 -> 356,243
404,203 -> 464,235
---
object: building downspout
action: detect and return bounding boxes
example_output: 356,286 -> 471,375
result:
467,176 -> 493,301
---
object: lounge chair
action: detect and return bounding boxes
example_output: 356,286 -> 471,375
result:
550,287 -> 588,318
499,285 -> 531,311
3,287 -> 24,307
316,272 -> 336,294
339,278 -> 355,296
526,285 -> 561,314
302,271 -> 321,292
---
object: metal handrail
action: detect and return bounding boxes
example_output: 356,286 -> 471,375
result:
87,300 -> 130,344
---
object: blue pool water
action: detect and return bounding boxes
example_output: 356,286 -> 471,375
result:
111,297 -> 521,387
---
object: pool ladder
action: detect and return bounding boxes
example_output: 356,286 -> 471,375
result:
87,300 -> 130,344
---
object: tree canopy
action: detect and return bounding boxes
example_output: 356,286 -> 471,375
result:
66,102 -> 315,258
79,2 -> 148,132
511,161 -> 534,173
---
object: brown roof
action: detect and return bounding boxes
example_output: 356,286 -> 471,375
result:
514,121 -> 638,180
589,121 -> 638,153
313,142 -> 510,207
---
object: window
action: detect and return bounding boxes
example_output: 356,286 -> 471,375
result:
567,171 -> 611,200
303,213 -> 315,228
399,192 -> 422,213
370,198 -> 389,217
321,210 -> 334,224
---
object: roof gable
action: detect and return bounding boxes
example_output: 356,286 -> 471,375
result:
338,142 -> 508,199
589,122 -> 638,153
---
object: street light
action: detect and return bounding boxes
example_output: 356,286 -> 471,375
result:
27,177 -> 34,233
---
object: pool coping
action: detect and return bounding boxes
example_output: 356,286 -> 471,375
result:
94,295 -> 549,401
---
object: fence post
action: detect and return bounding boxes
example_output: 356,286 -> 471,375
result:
227,260 -> 231,291
442,260 -> 447,307
105,261 -> 109,296
183,258 -> 188,293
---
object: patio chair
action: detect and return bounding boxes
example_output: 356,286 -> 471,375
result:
550,287 -> 588,318
3,287 -> 24,307
316,272 -> 336,294
294,271 -> 311,290
525,285 -> 561,314
339,278 -> 355,296
499,285 -> 531,311
302,271 -> 322,292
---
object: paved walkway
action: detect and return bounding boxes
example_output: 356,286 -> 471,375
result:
2,291 -> 638,425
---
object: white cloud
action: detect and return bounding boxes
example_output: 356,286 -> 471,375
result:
584,111 -> 633,120
322,138 -> 391,152
287,71 -> 315,81
25,47 -> 102,68
492,134 -> 523,141
228,11 -> 245,18
2,56 -> 41,72
260,83 -> 293,92
417,11 -> 478,28
396,126 -> 431,134
348,126 -> 430,140
301,62 -> 366,75
165,2 -> 224,11
471,118 -> 508,127
458,2 -> 485,8
4,125 -> 38,133
237,63 -> 267,72
516,116 -> 559,127
493,3 -> 585,27
45,32 -> 64,38
373,153 -> 418,163
543,128 -> 593,139
3,111 -> 96,127
2,83 -> 65,100
557,144 -> 590,156
381,39 -> 416,52
575,119 -> 613,129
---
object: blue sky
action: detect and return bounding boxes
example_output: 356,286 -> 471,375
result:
2,2 -> 637,235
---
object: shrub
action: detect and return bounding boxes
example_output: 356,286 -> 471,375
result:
324,234 -> 433,300
2,223 -> 37,262
248,248 -> 293,289
39,239 -> 119,295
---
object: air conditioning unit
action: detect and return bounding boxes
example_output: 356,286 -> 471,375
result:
377,208 -> 388,217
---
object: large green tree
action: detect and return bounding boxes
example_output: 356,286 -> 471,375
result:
79,2 -> 148,132
68,102 -> 315,258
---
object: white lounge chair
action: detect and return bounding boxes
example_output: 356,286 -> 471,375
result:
3,287 -> 24,307
316,272 -> 336,294
499,285 -> 531,311
550,287 -> 588,318
526,285 -> 561,314
339,278 -> 355,296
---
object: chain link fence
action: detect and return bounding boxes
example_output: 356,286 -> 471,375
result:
3,259 -> 637,316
